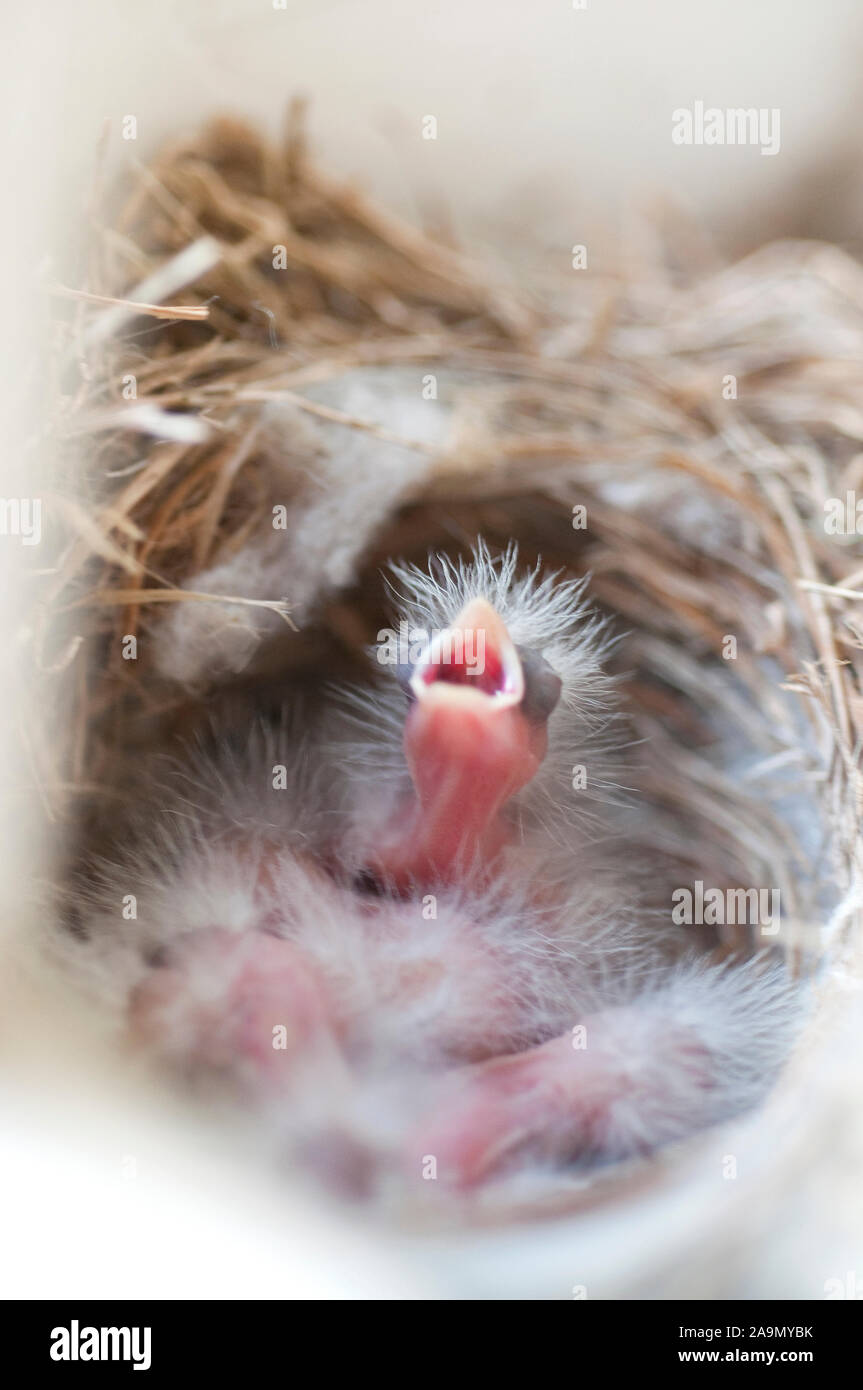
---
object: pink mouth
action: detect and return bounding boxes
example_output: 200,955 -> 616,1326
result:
376,599 -> 553,889
409,599 -> 524,702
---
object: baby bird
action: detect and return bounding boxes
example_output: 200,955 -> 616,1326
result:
74,544 -> 796,1196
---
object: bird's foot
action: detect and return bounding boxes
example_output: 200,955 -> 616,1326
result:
129,927 -> 344,1092
409,1020 -> 711,1187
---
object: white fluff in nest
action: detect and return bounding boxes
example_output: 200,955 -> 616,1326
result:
152,371 -> 456,688
69,544 -> 798,1200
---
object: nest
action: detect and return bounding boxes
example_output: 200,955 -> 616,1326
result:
38,108 -> 863,1289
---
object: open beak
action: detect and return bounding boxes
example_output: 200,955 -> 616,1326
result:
380,598 -> 560,886
408,598 -> 525,709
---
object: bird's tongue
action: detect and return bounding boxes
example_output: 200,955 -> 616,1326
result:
378,599 -> 550,887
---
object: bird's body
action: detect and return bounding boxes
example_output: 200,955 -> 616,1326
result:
71,545 -> 796,1196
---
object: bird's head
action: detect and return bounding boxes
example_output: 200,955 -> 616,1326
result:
374,543 -> 609,887
402,594 -> 562,832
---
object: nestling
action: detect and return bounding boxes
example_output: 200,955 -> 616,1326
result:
73,544 -> 796,1197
